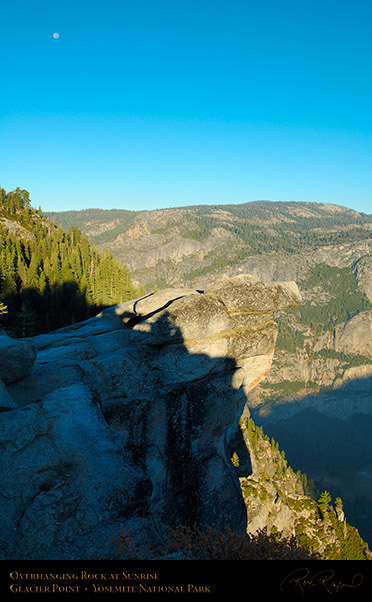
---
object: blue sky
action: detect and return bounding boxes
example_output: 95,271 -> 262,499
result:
1,0 -> 371,213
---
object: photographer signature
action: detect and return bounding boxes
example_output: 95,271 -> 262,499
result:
280,568 -> 363,595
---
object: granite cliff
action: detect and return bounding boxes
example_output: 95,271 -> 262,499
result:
0,275 -> 301,560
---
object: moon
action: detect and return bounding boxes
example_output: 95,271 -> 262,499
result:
53,33 -> 60,39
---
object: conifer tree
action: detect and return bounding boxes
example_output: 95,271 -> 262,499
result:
318,490 -> 332,514
335,497 -> 343,511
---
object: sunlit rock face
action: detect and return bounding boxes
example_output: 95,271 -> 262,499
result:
0,275 -> 300,559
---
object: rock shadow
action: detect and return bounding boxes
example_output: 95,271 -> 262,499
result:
103,300 -> 250,537
1,275 -> 301,558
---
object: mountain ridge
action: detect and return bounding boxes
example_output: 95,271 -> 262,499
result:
48,200 -> 372,289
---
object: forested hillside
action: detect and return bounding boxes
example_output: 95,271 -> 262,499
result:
0,188 -> 143,336
49,201 -> 372,288
237,415 -> 371,560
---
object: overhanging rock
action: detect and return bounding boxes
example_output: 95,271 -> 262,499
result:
1,274 -> 301,559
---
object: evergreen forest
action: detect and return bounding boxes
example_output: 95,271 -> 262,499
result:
0,187 -> 144,336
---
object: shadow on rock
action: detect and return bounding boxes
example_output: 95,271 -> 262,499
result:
0,275 -> 301,559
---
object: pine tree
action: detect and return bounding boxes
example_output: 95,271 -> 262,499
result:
318,490 -> 332,514
335,497 -> 343,511
17,300 -> 40,337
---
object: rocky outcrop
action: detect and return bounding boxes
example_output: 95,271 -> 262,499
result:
0,377 -> 16,411
354,254 -> 372,303
334,310 -> 372,356
236,409 -> 306,540
0,332 -> 37,385
0,275 -> 301,559
238,411 -> 371,559
0,217 -> 35,242
0,383 -> 147,559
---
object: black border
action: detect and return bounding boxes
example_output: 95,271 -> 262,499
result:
1,559 -> 371,601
